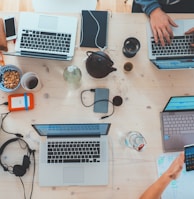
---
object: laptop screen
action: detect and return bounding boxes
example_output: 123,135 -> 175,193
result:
153,58 -> 194,70
32,123 -> 111,137
164,96 -> 194,111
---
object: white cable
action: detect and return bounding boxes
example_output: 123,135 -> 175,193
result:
80,10 -> 107,51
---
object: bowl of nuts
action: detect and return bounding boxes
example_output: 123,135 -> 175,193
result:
0,65 -> 22,92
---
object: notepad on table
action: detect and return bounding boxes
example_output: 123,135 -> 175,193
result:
80,10 -> 108,48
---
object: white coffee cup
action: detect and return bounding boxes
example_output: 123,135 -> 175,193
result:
21,72 -> 42,92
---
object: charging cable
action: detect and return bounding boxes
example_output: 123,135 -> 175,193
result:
81,89 -> 123,119
0,102 -> 23,137
80,11 -> 107,51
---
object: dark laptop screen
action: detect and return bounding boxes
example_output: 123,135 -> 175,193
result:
164,96 -> 194,111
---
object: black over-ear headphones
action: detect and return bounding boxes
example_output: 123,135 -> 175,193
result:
0,138 -> 34,177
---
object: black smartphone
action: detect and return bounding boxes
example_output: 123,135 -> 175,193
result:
93,88 -> 109,113
4,16 -> 17,41
184,144 -> 194,171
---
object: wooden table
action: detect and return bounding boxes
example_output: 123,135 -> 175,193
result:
0,12 -> 194,199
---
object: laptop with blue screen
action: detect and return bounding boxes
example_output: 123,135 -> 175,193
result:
32,123 -> 110,186
147,19 -> 194,70
160,96 -> 194,152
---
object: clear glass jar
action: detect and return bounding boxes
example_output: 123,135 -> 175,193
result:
63,65 -> 82,84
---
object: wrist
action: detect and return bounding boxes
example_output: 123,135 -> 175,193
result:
163,170 -> 176,180
150,7 -> 163,18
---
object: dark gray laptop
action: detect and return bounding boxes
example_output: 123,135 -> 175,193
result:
32,123 -> 110,186
160,96 -> 194,152
147,19 -> 194,70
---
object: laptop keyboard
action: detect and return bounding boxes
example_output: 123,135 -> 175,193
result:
20,29 -> 71,53
163,113 -> 194,135
151,35 -> 194,57
47,140 -> 100,163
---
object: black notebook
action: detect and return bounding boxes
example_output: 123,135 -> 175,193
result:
80,10 -> 108,48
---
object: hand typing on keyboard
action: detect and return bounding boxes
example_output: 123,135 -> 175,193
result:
138,0 -> 194,47
149,8 -> 178,47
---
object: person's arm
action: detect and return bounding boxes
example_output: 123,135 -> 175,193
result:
135,0 -> 178,46
135,0 -> 160,16
185,27 -> 194,47
139,152 -> 184,199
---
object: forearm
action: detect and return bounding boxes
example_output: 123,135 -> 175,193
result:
139,172 -> 172,199
139,153 -> 184,199
135,0 -> 161,16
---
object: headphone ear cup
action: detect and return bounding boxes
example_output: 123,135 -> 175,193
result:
12,155 -> 30,177
22,155 -> 30,170
13,164 -> 26,177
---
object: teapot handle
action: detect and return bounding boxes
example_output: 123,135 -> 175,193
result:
86,51 -> 114,66
86,51 -> 94,57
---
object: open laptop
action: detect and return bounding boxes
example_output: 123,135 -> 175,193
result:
160,96 -> 194,152
147,19 -> 194,70
15,12 -> 77,61
32,123 -> 110,186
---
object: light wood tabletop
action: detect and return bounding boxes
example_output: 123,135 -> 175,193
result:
0,0 -> 132,13
0,11 -> 194,199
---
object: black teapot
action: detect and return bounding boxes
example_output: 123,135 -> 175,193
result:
86,51 -> 117,78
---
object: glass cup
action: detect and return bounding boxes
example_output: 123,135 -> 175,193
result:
124,131 -> 146,151
122,37 -> 140,58
63,65 -> 82,88
21,72 -> 42,92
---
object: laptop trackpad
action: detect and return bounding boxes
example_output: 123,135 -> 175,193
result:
63,167 -> 84,183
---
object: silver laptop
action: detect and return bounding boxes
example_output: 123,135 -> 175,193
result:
15,12 -> 77,60
32,123 -> 110,186
160,96 -> 194,152
147,19 -> 194,70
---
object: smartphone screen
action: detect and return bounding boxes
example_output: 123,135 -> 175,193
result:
184,144 -> 194,171
4,17 -> 16,40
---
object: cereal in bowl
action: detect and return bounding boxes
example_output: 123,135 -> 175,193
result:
3,70 -> 20,89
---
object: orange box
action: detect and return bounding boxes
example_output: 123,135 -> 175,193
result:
8,93 -> 34,111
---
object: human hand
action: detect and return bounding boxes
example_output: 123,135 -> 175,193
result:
185,28 -> 194,47
150,8 -> 178,46
165,152 -> 184,180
